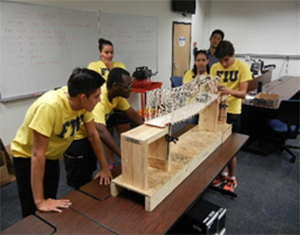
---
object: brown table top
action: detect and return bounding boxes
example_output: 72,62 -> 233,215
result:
244,76 -> 300,109
36,205 -> 115,234
65,133 -> 249,234
4,132 -> 248,234
1,215 -> 55,235
262,76 -> 299,101
78,165 -> 121,200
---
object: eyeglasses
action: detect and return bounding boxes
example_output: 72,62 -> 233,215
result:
117,82 -> 132,89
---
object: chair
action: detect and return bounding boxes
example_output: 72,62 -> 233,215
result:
267,99 -> 300,163
170,76 -> 183,88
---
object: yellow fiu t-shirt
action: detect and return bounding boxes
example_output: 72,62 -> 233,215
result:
11,86 -> 94,160
75,85 -> 130,139
75,61 -> 127,140
87,61 -> 126,82
183,70 -> 208,84
210,59 -> 252,114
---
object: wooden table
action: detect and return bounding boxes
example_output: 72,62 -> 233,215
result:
55,133 -> 248,234
243,76 -> 299,109
78,166 -> 121,200
3,133 -> 248,234
36,206 -> 115,234
1,215 -> 55,234
241,76 -> 299,154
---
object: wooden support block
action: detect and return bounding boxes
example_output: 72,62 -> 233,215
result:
218,123 -> 232,143
110,180 -> 125,197
121,125 -> 168,190
198,99 -> 219,132
148,156 -> 168,171
148,136 -> 168,171
219,97 -> 228,124
121,135 -> 148,190
217,96 -> 231,142
222,124 -> 232,143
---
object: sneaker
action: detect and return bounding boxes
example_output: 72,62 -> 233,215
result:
223,178 -> 237,192
212,175 -> 228,187
108,162 -> 115,171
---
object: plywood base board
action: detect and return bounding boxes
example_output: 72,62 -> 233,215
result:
111,124 -> 230,211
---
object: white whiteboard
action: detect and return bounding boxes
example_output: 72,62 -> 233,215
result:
99,12 -> 158,76
0,1 -> 100,101
0,2 -> 158,101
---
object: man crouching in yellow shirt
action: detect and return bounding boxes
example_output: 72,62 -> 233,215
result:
11,68 -> 112,218
64,68 -> 143,189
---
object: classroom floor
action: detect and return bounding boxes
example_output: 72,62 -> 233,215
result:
202,136 -> 300,234
1,127 -> 299,234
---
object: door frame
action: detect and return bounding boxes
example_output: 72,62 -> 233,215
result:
172,21 -> 192,77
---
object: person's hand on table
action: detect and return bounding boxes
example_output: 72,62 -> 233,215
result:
36,198 -> 71,213
94,167 -> 112,185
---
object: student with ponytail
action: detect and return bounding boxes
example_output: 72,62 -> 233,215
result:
183,49 -> 210,84
88,38 -> 130,170
182,50 -> 210,125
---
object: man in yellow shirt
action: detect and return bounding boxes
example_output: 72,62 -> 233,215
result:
64,67 -> 143,189
11,68 -> 112,217
95,67 -> 144,157
210,40 -> 252,192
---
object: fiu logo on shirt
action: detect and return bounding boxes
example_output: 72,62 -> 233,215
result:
57,114 -> 84,138
101,68 -> 109,76
217,71 -> 239,82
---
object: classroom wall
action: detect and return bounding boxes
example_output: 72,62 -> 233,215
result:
206,0 -> 300,80
0,0 -> 207,144
1,0 -> 299,145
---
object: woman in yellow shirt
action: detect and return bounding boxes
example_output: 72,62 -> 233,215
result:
183,50 -> 209,124
88,39 -> 130,170
183,50 -> 209,84
88,38 -> 127,81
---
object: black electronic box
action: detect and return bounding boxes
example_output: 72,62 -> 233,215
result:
168,199 -> 226,235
